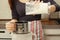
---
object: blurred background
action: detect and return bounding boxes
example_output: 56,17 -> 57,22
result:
0,0 -> 60,40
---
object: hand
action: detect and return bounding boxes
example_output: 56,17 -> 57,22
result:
5,19 -> 17,32
33,0 -> 40,6
49,5 -> 56,13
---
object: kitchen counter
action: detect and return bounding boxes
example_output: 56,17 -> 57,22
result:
11,33 -> 32,40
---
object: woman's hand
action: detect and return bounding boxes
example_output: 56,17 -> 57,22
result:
5,19 -> 17,32
49,5 -> 56,13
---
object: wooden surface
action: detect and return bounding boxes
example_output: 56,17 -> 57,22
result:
41,20 -> 58,25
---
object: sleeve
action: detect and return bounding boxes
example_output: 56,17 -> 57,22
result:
11,7 -> 19,20
8,0 -> 19,20
49,0 -> 60,12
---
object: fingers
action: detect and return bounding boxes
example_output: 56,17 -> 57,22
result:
35,0 -> 40,2
34,0 -> 40,4
38,0 -> 40,2
5,22 -> 16,32
35,0 -> 40,1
